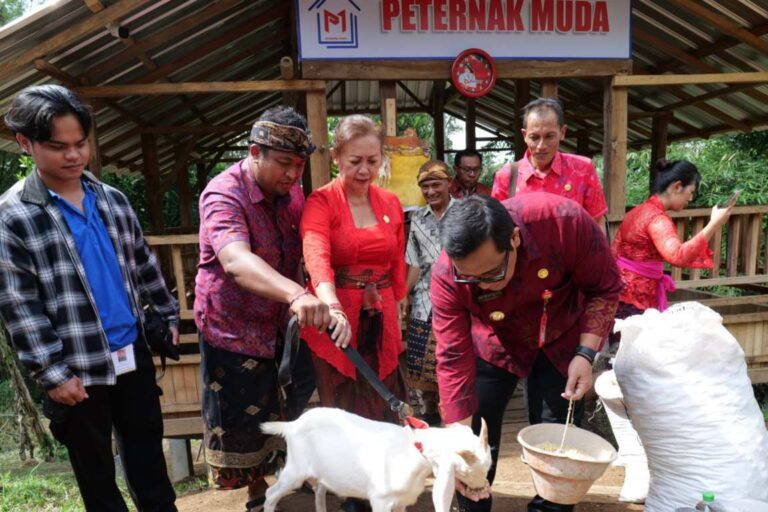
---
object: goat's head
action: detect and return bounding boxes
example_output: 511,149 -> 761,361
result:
446,418 -> 491,491
409,418 -> 492,512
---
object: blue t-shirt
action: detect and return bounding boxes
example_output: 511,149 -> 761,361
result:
50,182 -> 138,351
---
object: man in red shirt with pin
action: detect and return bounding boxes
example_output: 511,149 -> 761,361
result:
431,193 -> 621,512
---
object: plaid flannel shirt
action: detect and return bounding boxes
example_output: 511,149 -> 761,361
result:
0,170 -> 178,390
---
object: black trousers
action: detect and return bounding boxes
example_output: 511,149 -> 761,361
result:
44,341 -> 176,512
456,351 -> 584,512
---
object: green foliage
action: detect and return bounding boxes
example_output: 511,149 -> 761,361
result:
0,150 -> 25,193
0,0 -> 25,26
595,130 -> 768,208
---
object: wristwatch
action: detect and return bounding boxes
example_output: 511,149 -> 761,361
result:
574,345 -> 598,364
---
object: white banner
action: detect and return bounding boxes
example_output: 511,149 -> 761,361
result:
296,0 -> 631,60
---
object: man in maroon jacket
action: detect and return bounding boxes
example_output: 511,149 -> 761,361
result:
430,193 -> 621,512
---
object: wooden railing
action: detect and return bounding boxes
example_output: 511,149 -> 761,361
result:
146,207 -> 768,394
608,204 -> 768,291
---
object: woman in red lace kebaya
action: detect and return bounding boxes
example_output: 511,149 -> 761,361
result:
300,115 -> 407,431
611,159 -> 733,339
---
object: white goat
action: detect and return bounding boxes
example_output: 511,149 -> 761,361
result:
260,407 -> 491,512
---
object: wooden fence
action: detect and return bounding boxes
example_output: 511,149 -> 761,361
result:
147,206 -> 768,435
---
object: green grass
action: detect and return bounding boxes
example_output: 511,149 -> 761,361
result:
0,449 -> 209,511
0,465 -> 85,511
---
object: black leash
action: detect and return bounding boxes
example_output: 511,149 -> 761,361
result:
278,315 -> 412,419
341,343 -> 413,420
278,315 -> 301,387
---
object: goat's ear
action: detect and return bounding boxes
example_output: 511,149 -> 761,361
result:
431,456 -> 456,512
457,449 -> 478,466
479,417 -> 488,450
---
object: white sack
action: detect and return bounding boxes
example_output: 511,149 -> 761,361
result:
613,302 -> 768,511
594,370 -> 649,503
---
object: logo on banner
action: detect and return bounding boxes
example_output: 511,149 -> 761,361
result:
308,0 -> 361,49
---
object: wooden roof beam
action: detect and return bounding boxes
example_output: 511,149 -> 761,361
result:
135,6 -> 287,85
649,21 -> 768,76
613,63 -> 752,133
127,94 -> 281,169
83,0 -> 156,71
33,59 -> 146,127
302,59 -> 631,80
0,0 -> 154,78
615,71 -> 768,87
396,81 -> 429,111
86,0 -> 247,81
84,0 -> 105,12
633,27 -> 768,109
82,1 -> 227,126
98,64 -> 282,156
675,0 -> 768,56
659,82 -> 763,113
139,124 -> 250,135
75,80 -> 325,97
94,46 -> 284,137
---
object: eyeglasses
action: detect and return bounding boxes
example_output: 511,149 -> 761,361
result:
457,165 -> 482,174
452,248 -> 510,284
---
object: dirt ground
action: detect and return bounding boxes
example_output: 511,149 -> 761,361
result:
176,386 -> 644,512
176,429 -> 644,512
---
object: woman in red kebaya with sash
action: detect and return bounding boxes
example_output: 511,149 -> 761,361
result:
300,115 -> 407,430
611,159 -> 733,337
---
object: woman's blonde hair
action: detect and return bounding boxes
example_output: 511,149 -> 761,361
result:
331,114 -> 383,156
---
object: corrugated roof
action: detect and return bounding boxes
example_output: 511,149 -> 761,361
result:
0,0 -> 767,177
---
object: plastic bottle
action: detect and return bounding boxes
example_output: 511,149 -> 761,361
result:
696,492 -> 716,511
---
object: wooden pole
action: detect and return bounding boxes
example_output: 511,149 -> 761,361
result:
87,109 -> 102,179
195,160 -> 208,195
466,98 -> 476,150
280,56 -> 299,109
576,129 -> 590,157
141,134 -> 164,233
514,80 -> 530,160
603,77 -> 628,219
380,81 -> 397,137
175,139 -> 196,230
433,80 -> 446,161
306,90 -> 330,190
649,112 -> 671,194
541,80 -> 558,98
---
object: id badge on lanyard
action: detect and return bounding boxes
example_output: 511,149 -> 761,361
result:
111,344 -> 137,376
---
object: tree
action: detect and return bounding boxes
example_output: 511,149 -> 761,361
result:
0,0 -> 24,26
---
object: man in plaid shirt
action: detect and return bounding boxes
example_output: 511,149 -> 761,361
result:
0,85 -> 178,511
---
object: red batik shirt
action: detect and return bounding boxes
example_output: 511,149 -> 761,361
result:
491,151 -> 608,220
612,195 -> 713,310
431,192 -> 621,423
301,178 -> 407,381
449,180 -> 492,199
194,160 -> 303,358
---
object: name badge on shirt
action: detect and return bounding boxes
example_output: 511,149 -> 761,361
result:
111,344 -> 137,376
476,290 -> 503,303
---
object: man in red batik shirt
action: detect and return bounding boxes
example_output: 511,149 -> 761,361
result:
431,193 -> 621,512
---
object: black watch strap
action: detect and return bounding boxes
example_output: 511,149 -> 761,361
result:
574,345 -> 598,363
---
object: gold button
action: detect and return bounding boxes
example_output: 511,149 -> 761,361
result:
564,183 -> 572,192
489,311 -> 505,322
383,215 -> 390,223
538,268 -> 549,279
